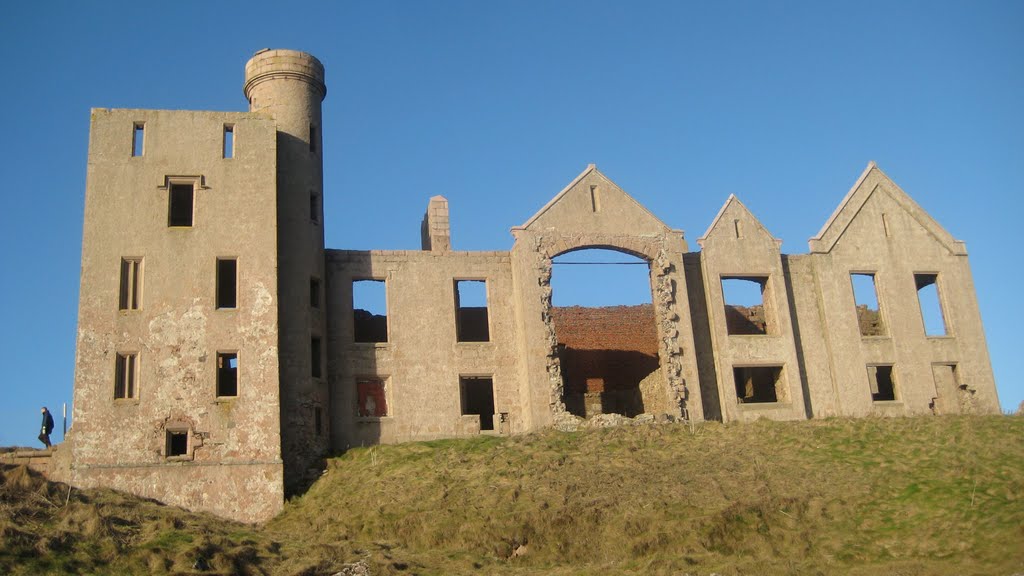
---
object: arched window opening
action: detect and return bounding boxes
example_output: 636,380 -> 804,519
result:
550,249 -> 663,418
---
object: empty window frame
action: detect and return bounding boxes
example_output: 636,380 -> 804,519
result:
216,258 -> 237,309
165,429 -> 189,457
168,182 -> 194,227
733,366 -> 784,404
356,378 -> 388,417
132,122 -> 145,157
851,273 -> 886,337
311,336 -> 322,378
353,279 -> 388,343
460,376 -> 496,431
223,124 -> 234,159
217,352 -> 238,397
119,258 -> 142,310
721,276 -> 769,335
914,274 -> 948,336
114,352 -> 138,399
310,277 -> 321,309
867,365 -> 897,402
455,280 -> 489,342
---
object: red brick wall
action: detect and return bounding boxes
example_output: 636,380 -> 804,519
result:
551,305 -> 660,416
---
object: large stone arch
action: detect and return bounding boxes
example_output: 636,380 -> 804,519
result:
508,165 -> 704,429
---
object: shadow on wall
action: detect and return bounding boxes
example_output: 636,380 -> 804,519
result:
560,348 -> 659,418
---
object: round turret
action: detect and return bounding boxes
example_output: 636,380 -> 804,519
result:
243,49 -> 326,111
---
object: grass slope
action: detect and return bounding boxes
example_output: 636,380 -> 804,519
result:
3,416 -> 1023,575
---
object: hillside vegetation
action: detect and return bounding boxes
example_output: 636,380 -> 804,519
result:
2,416 -> 1023,575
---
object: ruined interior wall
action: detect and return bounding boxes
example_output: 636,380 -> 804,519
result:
326,250 -> 520,448
810,173 -> 1000,416
698,203 -> 807,422
71,110 -> 283,521
551,305 -> 669,416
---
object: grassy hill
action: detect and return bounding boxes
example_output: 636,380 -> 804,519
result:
2,415 -> 1023,575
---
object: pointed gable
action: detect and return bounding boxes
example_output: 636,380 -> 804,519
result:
809,162 -> 967,255
514,165 -> 673,236
697,194 -> 781,249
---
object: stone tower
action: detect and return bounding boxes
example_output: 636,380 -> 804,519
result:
244,49 -> 329,491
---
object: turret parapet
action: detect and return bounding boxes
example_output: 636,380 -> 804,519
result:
243,49 -> 326,104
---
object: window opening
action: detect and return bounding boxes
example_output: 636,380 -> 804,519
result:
590,185 -> 600,212
868,365 -> 896,401
851,273 -> 885,336
217,352 -> 238,397
310,191 -> 319,223
309,124 -> 318,153
311,336 -> 322,378
315,406 -> 323,435
881,213 -> 890,237
216,259 -> 237,309
132,123 -> 145,157
734,366 -> 783,403
114,353 -> 137,399
460,376 -> 495,431
353,280 -> 388,343
455,280 -> 489,342
166,430 -> 188,457
721,277 -> 769,335
310,277 -> 321,309
119,258 -> 142,310
223,124 -> 234,158
915,274 -> 947,336
168,183 -> 194,227
551,249 -> 657,418
733,219 -> 742,239
357,378 -> 388,417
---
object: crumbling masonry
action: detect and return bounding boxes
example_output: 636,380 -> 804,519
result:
48,50 -> 999,522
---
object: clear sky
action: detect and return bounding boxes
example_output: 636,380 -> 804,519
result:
1,1 -> 1021,446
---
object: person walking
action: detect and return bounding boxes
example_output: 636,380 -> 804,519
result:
38,406 -> 55,448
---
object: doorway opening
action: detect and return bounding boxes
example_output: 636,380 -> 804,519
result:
460,376 -> 495,431
550,248 -> 662,418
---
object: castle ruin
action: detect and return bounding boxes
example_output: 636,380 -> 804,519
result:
47,50 -> 999,522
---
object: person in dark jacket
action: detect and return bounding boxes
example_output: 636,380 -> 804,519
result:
38,407 -> 54,448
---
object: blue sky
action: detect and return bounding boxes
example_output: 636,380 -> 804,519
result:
1,1 -> 1021,446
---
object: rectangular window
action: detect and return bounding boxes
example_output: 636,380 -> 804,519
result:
851,273 -> 885,336
460,376 -> 496,431
915,274 -> 948,336
168,183 -> 194,227
223,124 -> 234,159
311,336 -> 322,378
309,124 -> 318,153
868,365 -> 896,402
722,276 -> 769,335
166,429 -> 188,457
114,353 -> 137,399
455,280 -> 489,342
310,277 -> 321,309
315,406 -> 323,435
132,122 -> 145,157
216,258 -> 237,309
217,352 -> 238,397
733,366 -> 784,404
310,191 -> 319,223
356,378 -> 388,417
353,279 -> 388,343
119,258 -> 142,310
